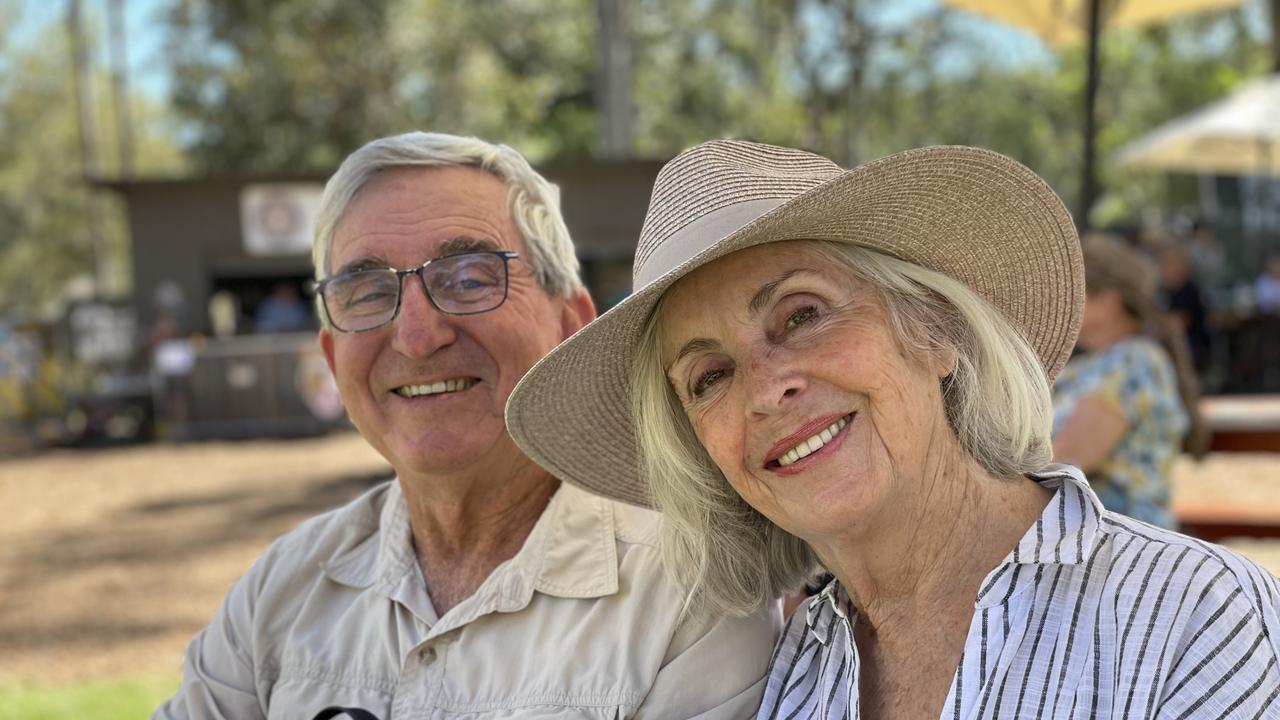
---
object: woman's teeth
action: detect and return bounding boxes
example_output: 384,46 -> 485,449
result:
396,379 -> 475,398
777,415 -> 850,467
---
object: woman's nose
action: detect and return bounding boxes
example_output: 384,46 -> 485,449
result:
743,354 -> 807,417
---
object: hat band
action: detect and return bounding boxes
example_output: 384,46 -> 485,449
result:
634,197 -> 789,289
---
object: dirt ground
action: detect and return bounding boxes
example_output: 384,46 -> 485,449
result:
0,433 -> 390,684
1,435 -> 1278,685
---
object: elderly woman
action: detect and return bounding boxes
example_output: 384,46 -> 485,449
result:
507,140 -> 1280,718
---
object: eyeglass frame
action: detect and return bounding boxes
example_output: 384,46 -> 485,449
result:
310,250 -> 522,333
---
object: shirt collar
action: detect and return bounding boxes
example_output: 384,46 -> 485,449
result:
806,578 -> 851,647
803,465 -> 1106,635
974,464 -> 1103,608
320,479 -> 620,622
525,482 -> 620,600
319,481 -> 403,590
1006,465 -> 1103,567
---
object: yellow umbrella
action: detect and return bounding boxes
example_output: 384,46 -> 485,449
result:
941,0 -> 1247,225
945,0 -> 1249,47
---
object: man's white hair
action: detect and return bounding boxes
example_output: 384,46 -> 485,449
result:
311,131 -> 583,324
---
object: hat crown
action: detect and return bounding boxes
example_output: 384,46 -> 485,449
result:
633,140 -> 843,287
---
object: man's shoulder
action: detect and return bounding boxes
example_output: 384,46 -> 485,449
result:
248,479 -> 395,588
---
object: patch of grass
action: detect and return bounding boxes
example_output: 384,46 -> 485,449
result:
0,675 -> 179,720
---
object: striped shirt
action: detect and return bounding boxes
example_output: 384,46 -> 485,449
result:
758,466 -> 1280,719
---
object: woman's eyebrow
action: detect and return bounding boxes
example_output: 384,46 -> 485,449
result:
747,268 -> 813,316
668,338 -> 720,374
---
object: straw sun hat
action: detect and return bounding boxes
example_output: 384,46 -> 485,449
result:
506,140 -> 1083,509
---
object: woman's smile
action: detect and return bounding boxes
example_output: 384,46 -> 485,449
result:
764,412 -> 854,473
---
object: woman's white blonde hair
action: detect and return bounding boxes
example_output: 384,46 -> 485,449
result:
311,131 -> 582,325
632,240 -> 1054,617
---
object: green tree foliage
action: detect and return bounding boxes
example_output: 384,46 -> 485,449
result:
167,0 -> 405,173
0,19 -> 183,318
162,0 -> 1268,225
392,0 -> 598,160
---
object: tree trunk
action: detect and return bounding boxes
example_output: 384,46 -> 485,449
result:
842,0 -> 869,166
67,0 -> 107,296
1272,0 -> 1280,72
596,0 -> 634,159
108,0 -> 135,176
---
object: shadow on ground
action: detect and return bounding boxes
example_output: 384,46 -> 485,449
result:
0,468 -> 388,672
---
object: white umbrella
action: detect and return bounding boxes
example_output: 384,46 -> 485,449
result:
1115,75 -> 1280,176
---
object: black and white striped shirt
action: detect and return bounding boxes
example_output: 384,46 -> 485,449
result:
759,466 -> 1280,719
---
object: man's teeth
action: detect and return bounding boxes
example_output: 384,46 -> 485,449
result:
396,379 -> 475,398
777,415 -> 850,467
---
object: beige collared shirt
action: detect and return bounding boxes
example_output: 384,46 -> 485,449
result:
155,481 -> 779,719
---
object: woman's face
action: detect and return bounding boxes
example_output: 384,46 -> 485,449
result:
657,241 -> 953,544
1077,287 -> 1127,352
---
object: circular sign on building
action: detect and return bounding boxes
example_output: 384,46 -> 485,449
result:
240,184 -> 324,256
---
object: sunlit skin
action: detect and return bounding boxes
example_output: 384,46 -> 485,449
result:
657,241 -> 1050,719
319,165 -> 594,612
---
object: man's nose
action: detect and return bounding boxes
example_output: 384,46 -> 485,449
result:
390,273 -> 457,358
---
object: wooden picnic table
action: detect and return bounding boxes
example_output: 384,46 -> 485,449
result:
1174,397 -> 1280,540
1202,395 -> 1280,453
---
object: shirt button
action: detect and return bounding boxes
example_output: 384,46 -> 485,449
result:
419,647 -> 436,663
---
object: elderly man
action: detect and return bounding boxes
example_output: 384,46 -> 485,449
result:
154,132 -> 779,719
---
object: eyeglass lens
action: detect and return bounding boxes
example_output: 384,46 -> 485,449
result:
324,252 -> 509,331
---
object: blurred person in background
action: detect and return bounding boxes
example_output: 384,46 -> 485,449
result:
1185,218 -> 1230,299
154,132 -> 778,720
1156,245 -> 1210,375
253,281 -> 313,333
1052,233 -> 1208,529
1256,252 -> 1280,315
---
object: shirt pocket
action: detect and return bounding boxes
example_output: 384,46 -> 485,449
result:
265,673 -> 395,720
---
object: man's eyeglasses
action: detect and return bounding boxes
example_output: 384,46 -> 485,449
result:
312,251 -> 520,333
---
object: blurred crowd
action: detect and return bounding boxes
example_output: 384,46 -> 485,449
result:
1108,218 -> 1280,395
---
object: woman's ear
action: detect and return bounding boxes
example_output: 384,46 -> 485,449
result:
930,345 -> 958,381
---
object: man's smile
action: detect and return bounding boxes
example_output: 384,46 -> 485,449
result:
393,378 -> 479,398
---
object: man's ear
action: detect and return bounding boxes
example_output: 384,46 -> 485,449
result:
559,288 -> 597,340
319,327 -> 337,376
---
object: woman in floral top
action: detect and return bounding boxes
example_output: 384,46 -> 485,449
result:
1052,233 -> 1208,528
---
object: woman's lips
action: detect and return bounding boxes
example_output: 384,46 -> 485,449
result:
765,412 -> 855,470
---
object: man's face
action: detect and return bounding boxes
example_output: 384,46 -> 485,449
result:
319,166 -> 593,479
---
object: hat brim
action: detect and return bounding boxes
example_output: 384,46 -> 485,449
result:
506,145 -> 1082,509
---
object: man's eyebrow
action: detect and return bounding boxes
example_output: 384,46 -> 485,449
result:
747,268 -> 810,316
332,236 -> 501,276
335,256 -> 391,276
667,338 -> 720,375
437,235 -> 502,256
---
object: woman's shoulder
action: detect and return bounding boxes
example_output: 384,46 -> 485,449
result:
1107,337 -> 1175,374
1057,337 -> 1165,386
1095,513 -> 1280,640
